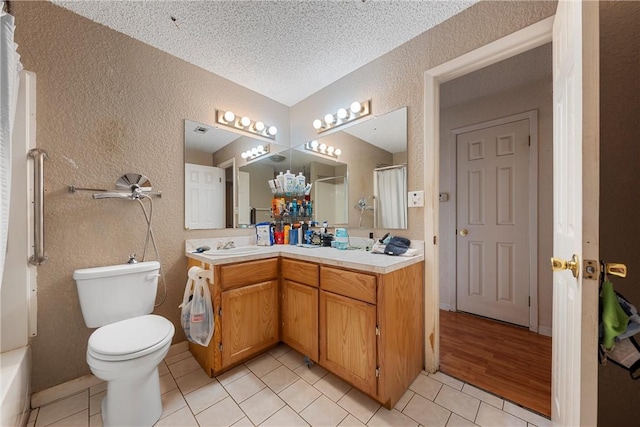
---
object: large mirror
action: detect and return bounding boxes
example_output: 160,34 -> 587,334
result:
183,106 -> 407,230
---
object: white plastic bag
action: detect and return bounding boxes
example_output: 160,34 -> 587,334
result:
179,267 -> 214,347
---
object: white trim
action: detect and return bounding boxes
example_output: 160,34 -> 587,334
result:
217,157 -> 237,228
424,16 -> 553,373
439,302 -> 453,311
449,110 -> 539,332
539,326 -> 552,337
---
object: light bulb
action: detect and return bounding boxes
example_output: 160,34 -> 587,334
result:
337,108 -> 348,120
241,151 -> 248,159
350,101 -> 362,114
310,140 -> 319,149
324,113 -> 335,125
334,148 -> 342,156
223,111 -> 235,123
313,119 -> 323,130
240,116 -> 251,127
327,146 -> 335,154
257,145 -> 264,153
254,121 -> 265,132
251,147 -> 258,155
267,126 -> 277,136
319,143 -> 327,152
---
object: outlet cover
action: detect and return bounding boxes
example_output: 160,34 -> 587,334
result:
408,190 -> 424,207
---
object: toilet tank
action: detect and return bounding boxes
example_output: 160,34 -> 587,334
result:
73,261 -> 160,328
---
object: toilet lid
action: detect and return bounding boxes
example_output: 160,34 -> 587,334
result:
88,315 -> 174,360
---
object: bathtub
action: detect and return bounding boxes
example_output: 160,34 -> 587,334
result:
0,346 -> 31,427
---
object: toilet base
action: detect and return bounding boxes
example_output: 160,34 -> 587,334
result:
100,366 -> 162,427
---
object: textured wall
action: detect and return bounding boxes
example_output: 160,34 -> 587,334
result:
438,76 -> 554,331
597,1 -> 640,425
12,1 -> 289,392
290,1 -> 557,240
12,0 -> 557,392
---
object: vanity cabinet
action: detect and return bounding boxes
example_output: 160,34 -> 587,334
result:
186,254 -> 423,409
281,258 -> 319,362
319,263 -> 424,407
187,257 -> 279,375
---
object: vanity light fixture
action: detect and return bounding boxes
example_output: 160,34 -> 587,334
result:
312,99 -> 371,134
216,110 -> 278,141
305,140 -> 342,159
241,144 -> 270,161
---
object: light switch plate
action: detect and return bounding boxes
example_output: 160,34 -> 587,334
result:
408,190 -> 424,207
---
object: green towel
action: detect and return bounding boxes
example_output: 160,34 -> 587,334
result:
602,281 -> 629,350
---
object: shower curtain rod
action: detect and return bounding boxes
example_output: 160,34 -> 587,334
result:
374,164 -> 406,172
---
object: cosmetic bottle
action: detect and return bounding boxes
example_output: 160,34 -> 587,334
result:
366,232 -> 375,251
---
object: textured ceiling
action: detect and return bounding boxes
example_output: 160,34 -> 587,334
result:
53,0 -> 479,106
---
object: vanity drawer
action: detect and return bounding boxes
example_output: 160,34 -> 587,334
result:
320,266 -> 377,304
282,258 -> 319,287
220,258 -> 278,290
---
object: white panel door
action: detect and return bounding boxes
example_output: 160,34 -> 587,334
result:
456,119 -> 530,326
551,0 -> 599,425
184,163 -> 225,229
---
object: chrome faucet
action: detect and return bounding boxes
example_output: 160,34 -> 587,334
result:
217,239 -> 235,250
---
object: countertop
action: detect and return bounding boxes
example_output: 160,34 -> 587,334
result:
185,237 -> 424,275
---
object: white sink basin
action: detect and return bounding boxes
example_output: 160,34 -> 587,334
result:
203,246 -> 263,256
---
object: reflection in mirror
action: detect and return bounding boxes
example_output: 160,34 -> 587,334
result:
287,146 -> 348,226
311,106 -> 408,229
184,106 -> 407,230
183,119 -> 287,229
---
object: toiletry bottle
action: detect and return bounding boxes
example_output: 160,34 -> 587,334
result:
284,170 -> 295,194
276,172 -> 285,194
366,232 -> 375,251
284,223 -> 291,244
292,199 -> 298,217
296,173 -> 306,195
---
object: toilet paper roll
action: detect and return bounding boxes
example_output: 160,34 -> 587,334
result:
188,266 -> 213,282
188,266 -> 203,281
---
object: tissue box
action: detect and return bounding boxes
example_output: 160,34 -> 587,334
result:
256,223 -> 272,246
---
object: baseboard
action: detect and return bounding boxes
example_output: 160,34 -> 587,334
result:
538,326 -> 552,337
439,303 -> 452,311
30,341 -> 189,408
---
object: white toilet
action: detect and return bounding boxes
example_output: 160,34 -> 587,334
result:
74,261 -> 175,427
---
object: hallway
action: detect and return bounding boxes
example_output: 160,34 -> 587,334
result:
439,310 -> 552,417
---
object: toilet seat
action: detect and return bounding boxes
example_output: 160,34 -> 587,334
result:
88,314 -> 174,362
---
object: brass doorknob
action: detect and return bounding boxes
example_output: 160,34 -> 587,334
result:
550,254 -> 580,278
459,229 -> 468,236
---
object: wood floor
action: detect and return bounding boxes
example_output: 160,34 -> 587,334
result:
439,310 -> 552,417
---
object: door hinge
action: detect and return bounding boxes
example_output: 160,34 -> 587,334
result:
218,307 -> 222,317
528,135 -> 531,146
375,325 -> 380,336
375,367 -> 380,378
528,296 -> 531,307
218,342 -> 223,352
433,235 -> 437,245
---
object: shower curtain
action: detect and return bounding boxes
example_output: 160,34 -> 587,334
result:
1,5 -> 22,286
374,166 -> 407,229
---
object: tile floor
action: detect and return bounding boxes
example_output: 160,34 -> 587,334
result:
28,343 -> 551,427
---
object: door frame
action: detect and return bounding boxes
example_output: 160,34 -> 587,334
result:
423,16 -> 554,372
449,111 -> 539,331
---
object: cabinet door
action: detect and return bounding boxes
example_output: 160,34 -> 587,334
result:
282,280 -> 318,361
221,280 -> 279,368
319,290 -> 377,395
